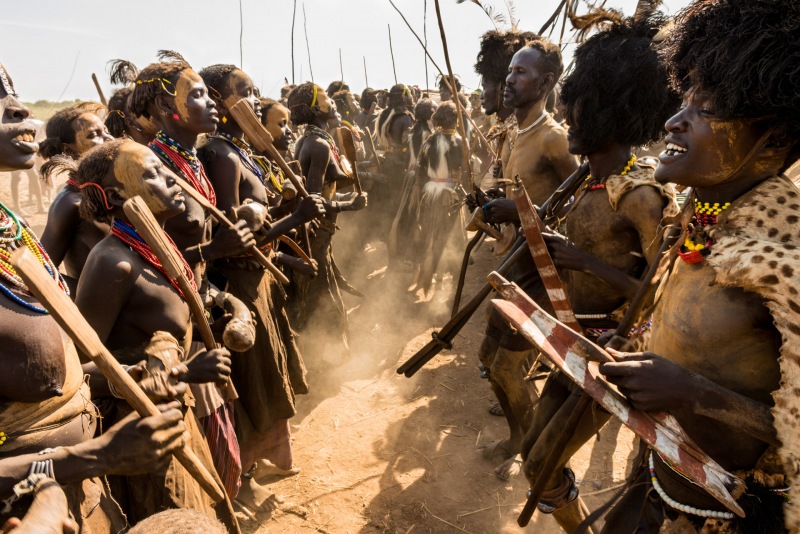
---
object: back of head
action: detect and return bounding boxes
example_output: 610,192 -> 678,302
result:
475,29 -> 538,83
326,80 -> 348,97
105,87 -> 133,138
414,98 -> 436,123
560,14 -> 679,153
360,87 -> 377,110
665,0 -> 800,169
127,509 -> 226,534
287,82 -> 323,126
432,101 -> 458,130
387,83 -> 413,110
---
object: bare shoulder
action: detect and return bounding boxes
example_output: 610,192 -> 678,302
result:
47,188 -> 81,221
81,237 -> 136,285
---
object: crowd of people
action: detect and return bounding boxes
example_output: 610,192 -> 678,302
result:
0,0 -> 798,531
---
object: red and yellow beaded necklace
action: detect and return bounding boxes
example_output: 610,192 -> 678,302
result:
677,199 -> 732,264
584,154 -> 637,191
150,132 -> 216,206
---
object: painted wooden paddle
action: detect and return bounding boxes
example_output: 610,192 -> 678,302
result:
488,273 -> 745,519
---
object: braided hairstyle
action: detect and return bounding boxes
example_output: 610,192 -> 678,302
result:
38,105 -> 87,159
326,80 -> 348,97
129,51 -> 192,120
287,82 -> 324,126
75,138 -> 127,224
105,87 -> 132,138
665,0 -> 800,170
198,64 -> 238,101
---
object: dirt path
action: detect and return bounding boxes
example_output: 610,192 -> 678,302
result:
0,173 -> 636,534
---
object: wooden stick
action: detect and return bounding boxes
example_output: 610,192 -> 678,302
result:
11,248 -> 225,503
451,230 -> 483,317
338,127 -> 363,195
433,0 -> 472,192
363,56 -> 369,88
291,0 -> 298,85
123,197 -> 216,350
278,235 -> 314,265
170,174 -> 290,285
339,48 -> 344,83
302,3 -> 314,82
388,24 -> 398,85
91,73 -> 107,106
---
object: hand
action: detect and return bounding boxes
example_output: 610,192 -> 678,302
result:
543,231 -> 591,272
485,187 -> 506,199
599,334 -> 631,352
2,480 -> 76,534
599,350 -> 694,412
346,193 -> 368,211
294,194 -> 326,224
483,198 -> 519,224
208,219 -> 257,259
138,364 -> 188,402
93,402 -> 186,476
284,255 -> 318,277
179,348 -> 231,385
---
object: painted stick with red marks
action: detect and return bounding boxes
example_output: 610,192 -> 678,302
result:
488,274 -> 745,519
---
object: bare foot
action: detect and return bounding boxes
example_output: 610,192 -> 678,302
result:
254,459 -> 301,484
233,476 -> 283,520
477,439 -> 515,463
494,454 -> 522,480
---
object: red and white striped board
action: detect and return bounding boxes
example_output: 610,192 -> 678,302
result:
510,177 -> 581,331
488,274 -> 745,518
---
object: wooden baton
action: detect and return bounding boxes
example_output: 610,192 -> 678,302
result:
11,248 -> 225,503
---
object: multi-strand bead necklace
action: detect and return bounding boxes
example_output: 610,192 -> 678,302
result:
0,202 -> 69,313
211,131 -> 265,181
677,199 -> 731,264
584,154 -> 637,191
111,219 -> 196,300
150,132 -> 217,206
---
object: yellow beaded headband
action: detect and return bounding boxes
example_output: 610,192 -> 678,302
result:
311,84 -> 318,108
135,78 -> 176,97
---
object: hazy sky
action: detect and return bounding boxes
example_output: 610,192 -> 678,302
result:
2,0 -> 692,104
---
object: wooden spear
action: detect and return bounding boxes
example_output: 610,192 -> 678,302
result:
388,24 -> 398,85
303,3 -> 314,82
363,56 -> 369,87
291,0 -> 297,85
11,248 -> 225,503
91,73 -> 107,106
433,0 -> 472,191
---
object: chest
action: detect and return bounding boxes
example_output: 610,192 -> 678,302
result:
0,303 -> 67,402
164,196 -> 211,251
238,165 -> 271,206
567,191 -> 641,262
650,260 -> 781,399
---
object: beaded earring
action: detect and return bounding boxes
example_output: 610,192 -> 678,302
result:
172,113 -> 180,121
221,116 -> 228,124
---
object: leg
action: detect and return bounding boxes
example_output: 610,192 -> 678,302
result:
477,331 -> 517,464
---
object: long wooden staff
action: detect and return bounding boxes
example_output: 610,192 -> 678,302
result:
387,0 -> 496,161
388,24 -> 398,85
397,163 -> 590,376
11,248 -> 225,503
171,174 -> 290,285
433,0 -> 472,192
123,197 -> 216,349
91,73 -> 107,106
363,56 -> 369,88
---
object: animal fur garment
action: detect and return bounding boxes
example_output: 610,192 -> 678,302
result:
702,175 -> 800,530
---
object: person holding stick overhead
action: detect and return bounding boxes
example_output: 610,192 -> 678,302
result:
0,63 -> 186,533
287,82 -> 366,363
68,137 -> 238,530
199,64 -> 325,517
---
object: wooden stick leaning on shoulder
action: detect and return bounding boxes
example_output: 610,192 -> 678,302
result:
170,173 -> 290,286
11,248 -> 226,504
123,197 -> 217,350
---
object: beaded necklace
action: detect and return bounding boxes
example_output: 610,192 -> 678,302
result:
438,127 -> 457,135
0,201 -> 69,313
211,131 -> 265,180
677,199 -> 732,264
150,132 -> 217,206
584,154 -> 637,191
305,125 -> 341,165
253,157 -> 285,194
111,219 -> 196,300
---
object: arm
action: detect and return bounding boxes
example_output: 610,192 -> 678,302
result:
600,350 -> 778,445
203,145 -> 241,215
300,138 -> 331,195
39,194 -> 81,268
74,248 -> 134,346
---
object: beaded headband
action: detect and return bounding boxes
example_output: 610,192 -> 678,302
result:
0,64 -> 17,97
135,77 -> 176,97
311,84 -> 318,108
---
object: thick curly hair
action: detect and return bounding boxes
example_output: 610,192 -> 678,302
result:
387,83 -> 414,111
198,64 -> 238,101
259,97 -> 280,127
287,82 -> 324,126
39,104 -> 102,159
432,101 -> 458,130
414,98 -> 437,123
105,87 -> 132,138
560,15 -> 679,153
664,0 -> 800,167
129,52 -> 192,120
474,30 -> 538,83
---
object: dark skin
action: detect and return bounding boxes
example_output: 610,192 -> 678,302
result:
204,70 -> 323,276
294,90 -> 367,211
150,69 -> 256,275
485,47 -> 577,222
0,79 -> 186,506
40,113 -> 113,293
600,89 -> 788,503
75,142 -> 231,385
480,78 -> 513,122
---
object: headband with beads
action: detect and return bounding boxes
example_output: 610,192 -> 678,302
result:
311,84 -> 318,108
135,78 -> 176,97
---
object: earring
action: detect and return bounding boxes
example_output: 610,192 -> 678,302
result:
221,116 -> 228,124
172,113 -> 180,121
161,110 -> 167,116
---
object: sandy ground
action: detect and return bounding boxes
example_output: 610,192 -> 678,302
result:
1,170 -> 637,534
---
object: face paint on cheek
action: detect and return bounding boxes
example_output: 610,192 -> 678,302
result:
173,71 -> 200,123
266,107 -> 289,140
113,145 -> 168,213
317,94 -> 331,114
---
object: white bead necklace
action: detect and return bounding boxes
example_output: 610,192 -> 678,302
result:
516,110 -> 548,136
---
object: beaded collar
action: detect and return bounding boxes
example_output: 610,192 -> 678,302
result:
305,125 -> 341,164
584,154 -> 637,191
210,131 -> 264,180
111,219 -> 196,300
253,156 -> 285,195
677,198 -> 732,264
150,131 -> 217,206
0,201 -> 69,313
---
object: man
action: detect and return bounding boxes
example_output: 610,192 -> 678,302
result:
515,13 -> 680,531
477,36 -> 578,481
598,0 -> 800,531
